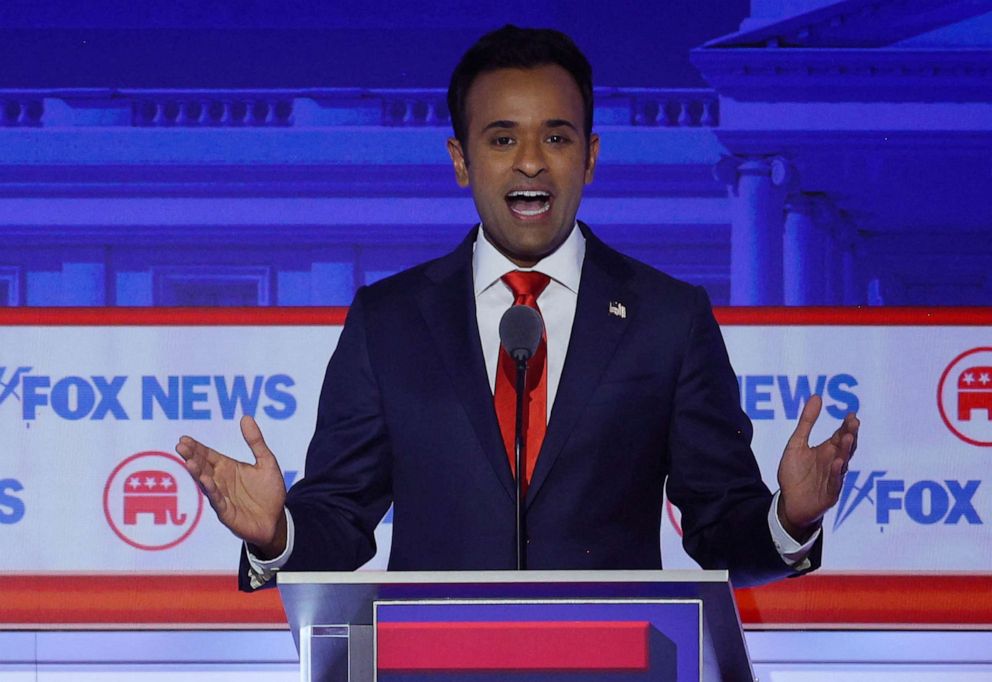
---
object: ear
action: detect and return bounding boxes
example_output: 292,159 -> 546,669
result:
584,132 -> 600,185
447,137 -> 470,188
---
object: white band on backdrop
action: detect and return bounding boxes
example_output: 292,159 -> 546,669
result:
2,312 -> 989,575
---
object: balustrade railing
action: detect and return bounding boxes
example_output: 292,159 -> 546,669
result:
0,87 -> 719,128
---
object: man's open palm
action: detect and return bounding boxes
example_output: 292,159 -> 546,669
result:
176,415 -> 287,555
777,394 -> 860,538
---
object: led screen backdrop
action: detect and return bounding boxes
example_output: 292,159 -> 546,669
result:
1,0 -> 991,638
2,308 -> 990,627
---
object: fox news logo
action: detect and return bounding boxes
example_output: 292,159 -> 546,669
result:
737,373 -> 859,420
0,366 -> 295,421
833,470 -> 982,531
0,478 -> 25,524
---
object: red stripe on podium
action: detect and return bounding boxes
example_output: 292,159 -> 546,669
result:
736,574 -> 992,626
1,574 -> 990,628
0,575 -> 285,626
376,621 -> 649,671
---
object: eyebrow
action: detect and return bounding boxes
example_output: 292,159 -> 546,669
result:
480,119 -> 580,133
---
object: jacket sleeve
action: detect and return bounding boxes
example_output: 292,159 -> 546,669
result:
239,287 -> 393,591
664,286 -> 820,587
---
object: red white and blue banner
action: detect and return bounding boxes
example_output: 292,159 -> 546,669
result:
374,600 -> 701,681
1,308 -> 990,627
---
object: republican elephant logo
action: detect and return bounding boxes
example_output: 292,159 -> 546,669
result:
938,348 -> 992,447
957,366 -> 992,421
122,470 -> 188,525
104,451 -> 203,551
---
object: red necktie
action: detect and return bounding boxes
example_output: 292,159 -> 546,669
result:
494,271 -> 550,489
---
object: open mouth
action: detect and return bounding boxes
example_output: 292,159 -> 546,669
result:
505,190 -> 552,218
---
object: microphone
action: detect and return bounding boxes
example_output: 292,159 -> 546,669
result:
498,304 -> 545,571
499,304 -> 543,362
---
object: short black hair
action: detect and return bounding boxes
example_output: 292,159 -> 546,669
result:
447,25 -> 594,149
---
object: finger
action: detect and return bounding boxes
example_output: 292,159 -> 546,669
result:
183,457 -> 218,499
183,456 -> 222,505
845,414 -> 860,456
176,435 -> 223,467
175,436 -> 196,461
840,432 -> 856,461
184,456 -> 200,476
826,455 -> 847,501
828,433 -> 856,474
240,415 -> 277,467
825,412 -> 860,450
183,452 -> 214,480
787,394 -> 822,450
197,471 -> 229,516
834,413 -> 859,437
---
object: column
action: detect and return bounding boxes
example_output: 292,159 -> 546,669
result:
783,193 -> 819,306
812,199 -> 843,306
837,219 -> 861,306
784,194 -> 854,306
715,156 -> 794,305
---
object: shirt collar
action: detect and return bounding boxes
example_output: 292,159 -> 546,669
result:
472,223 -> 586,297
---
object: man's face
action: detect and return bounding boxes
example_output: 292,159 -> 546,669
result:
447,64 -> 600,267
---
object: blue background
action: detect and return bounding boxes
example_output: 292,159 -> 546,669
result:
1,0 -> 987,309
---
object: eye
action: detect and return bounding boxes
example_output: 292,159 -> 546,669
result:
547,134 -> 571,145
491,135 -> 515,146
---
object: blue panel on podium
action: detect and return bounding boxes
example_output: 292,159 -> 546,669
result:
279,570 -> 749,682
374,599 -> 701,681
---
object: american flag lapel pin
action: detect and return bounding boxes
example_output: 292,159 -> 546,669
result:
608,301 -> 627,319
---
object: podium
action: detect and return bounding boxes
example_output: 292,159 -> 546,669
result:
278,570 -> 754,682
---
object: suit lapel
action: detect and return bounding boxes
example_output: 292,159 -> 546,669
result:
417,229 -> 517,501
527,226 -> 636,506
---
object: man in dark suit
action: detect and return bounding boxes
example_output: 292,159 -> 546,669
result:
177,26 -> 858,589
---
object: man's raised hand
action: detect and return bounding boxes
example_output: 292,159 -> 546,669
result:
176,415 -> 288,558
777,394 -> 860,541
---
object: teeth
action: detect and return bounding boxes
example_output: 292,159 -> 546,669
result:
506,189 -> 551,217
507,190 -> 550,198
511,202 -> 551,216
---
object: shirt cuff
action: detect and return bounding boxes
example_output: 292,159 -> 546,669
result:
767,490 -> 820,572
245,507 -> 295,589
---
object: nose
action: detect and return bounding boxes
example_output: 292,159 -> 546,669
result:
513,138 -> 547,178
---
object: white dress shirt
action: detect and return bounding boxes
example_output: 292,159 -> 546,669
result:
247,224 -> 817,585
473,221 -> 584,417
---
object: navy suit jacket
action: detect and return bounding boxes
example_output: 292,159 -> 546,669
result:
240,224 -> 819,589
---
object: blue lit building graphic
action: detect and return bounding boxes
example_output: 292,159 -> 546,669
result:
0,1 -> 989,307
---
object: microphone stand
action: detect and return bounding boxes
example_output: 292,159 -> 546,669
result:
499,302 -> 542,572
513,354 -> 528,570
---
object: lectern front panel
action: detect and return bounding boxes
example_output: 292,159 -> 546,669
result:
374,599 -> 702,681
